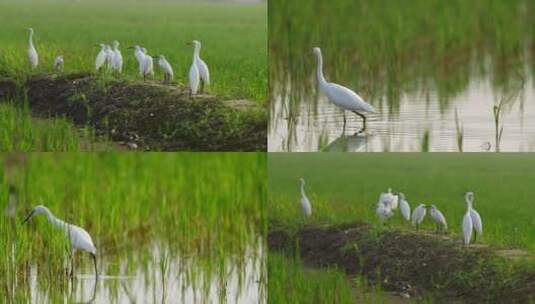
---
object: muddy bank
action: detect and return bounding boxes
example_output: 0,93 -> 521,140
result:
269,222 -> 535,303
0,74 -> 266,151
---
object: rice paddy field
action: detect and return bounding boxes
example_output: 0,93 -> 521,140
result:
0,153 -> 266,303
268,153 -> 535,302
269,0 -> 535,152
0,0 -> 267,151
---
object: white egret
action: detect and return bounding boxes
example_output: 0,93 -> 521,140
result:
378,188 -> 397,210
154,55 -> 174,84
299,178 -> 312,217
376,203 -> 393,223
27,28 -> 38,69
95,44 -> 107,71
54,55 -> 64,71
111,40 -> 123,73
22,205 -> 98,279
128,45 -> 145,76
411,204 -> 426,230
313,47 -> 376,133
104,44 -> 114,70
398,192 -> 411,221
465,192 -> 483,242
429,205 -> 447,232
139,50 -> 154,81
462,203 -> 473,246
387,188 -> 398,210
190,40 -> 210,93
188,43 -> 200,96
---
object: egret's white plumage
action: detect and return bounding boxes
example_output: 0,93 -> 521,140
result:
411,204 -> 426,229
465,192 -> 483,243
27,28 -> 38,69
313,47 -> 376,132
429,205 -> 447,232
398,192 -> 411,221
131,45 -> 145,75
111,40 -> 123,73
95,44 -> 107,71
192,40 -> 210,92
462,207 -> 473,246
23,205 -> 98,278
54,55 -> 64,71
104,45 -> 114,70
299,178 -> 312,217
378,188 -> 398,210
376,203 -> 393,222
156,55 -> 173,83
189,57 -> 200,95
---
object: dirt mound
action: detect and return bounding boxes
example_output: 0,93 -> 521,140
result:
0,73 -> 266,151
269,222 -> 535,303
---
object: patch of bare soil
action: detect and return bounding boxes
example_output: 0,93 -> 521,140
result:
269,222 -> 535,303
0,73 -> 266,151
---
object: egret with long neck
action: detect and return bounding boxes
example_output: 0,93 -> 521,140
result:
23,205 -> 98,279
27,28 -> 38,69
465,192 -> 482,242
313,47 -> 376,133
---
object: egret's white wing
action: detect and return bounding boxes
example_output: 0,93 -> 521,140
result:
95,50 -> 106,70
301,196 -> 312,217
463,212 -> 473,245
325,82 -> 376,113
399,199 -> 411,221
431,209 -> 447,229
28,47 -> 38,68
196,58 -> 210,85
189,63 -> 200,94
470,209 -> 482,235
67,224 -> 96,254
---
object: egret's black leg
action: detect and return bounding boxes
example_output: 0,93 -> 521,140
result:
473,231 -> 477,243
352,111 -> 367,133
200,80 -> 204,94
91,253 -> 98,280
70,250 -> 75,278
342,112 -> 347,133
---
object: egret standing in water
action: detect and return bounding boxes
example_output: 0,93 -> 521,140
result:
312,47 -> 376,133
154,55 -> 174,84
111,40 -> 123,74
299,178 -> 312,217
27,28 -> 38,69
22,205 -> 98,279
54,55 -> 64,72
398,192 -> 411,222
411,204 -> 427,230
463,192 -> 483,244
429,205 -> 447,233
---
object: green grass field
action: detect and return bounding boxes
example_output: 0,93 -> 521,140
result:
269,153 -> 535,253
0,0 -> 267,101
0,153 -> 266,302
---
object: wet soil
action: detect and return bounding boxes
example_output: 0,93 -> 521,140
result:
0,74 -> 266,151
269,222 -> 535,303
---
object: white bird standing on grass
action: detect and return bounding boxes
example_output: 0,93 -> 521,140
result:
104,45 -> 114,70
54,55 -> 64,72
398,192 -> 411,221
188,42 -> 200,96
376,203 -> 394,223
22,205 -> 98,279
312,47 -> 376,133
411,204 -> 426,230
111,40 -> 123,73
154,55 -> 173,83
299,178 -> 312,217
27,28 -> 38,69
129,45 -> 145,76
463,192 -> 483,245
95,44 -> 107,71
192,40 -> 210,93
140,48 -> 154,81
429,204 -> 447,232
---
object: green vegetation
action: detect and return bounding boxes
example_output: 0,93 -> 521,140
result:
0,0 -> 267,101
1,153 -> 266,302
269,153 -> 535,253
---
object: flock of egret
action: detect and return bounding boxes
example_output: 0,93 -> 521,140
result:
298,179 -> 483,246
25,28 -> 210,95
22,205 -> 98,279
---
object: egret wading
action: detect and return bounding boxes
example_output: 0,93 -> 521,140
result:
398,192 -> 411,222
22,205 -> 98,279
54,55 -> 64,71
27,28 -> 38,69
429,205 -> 447,233
154,55 -> 174,84
299,178 -> 312,217
313,47 -> 376,133
411,204 -> 426,230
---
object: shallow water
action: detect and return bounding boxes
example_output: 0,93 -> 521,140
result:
269,74 -> 535,152
20,242 -> 265,304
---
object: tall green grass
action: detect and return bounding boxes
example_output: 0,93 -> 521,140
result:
0,153 -> 266,301
0,0 -> 267,101
269,153 -> 535,253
